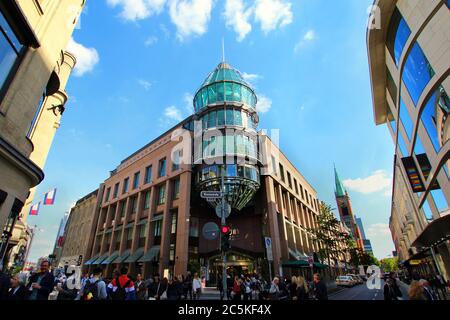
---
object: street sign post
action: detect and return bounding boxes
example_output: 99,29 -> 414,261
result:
264,237 -> 273,282
200,191 -> 223,199
202,222 -> 220,240
216,202 -> 231,219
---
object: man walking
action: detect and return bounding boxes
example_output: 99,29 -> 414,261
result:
79,267 -> 107,300
108,267 -> 136,300
27,259 -> 55,300
312,273 -> 328,300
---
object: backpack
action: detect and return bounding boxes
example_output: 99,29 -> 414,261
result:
83,280 -> 100,301
112,277 -> 131,301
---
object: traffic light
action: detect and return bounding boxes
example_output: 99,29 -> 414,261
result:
221,225 -> 231,252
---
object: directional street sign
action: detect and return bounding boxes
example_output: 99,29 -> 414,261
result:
264,237 -> 273,261
215,203 -> 231,219
202,222 -> 219,240
201,191 -> 223,199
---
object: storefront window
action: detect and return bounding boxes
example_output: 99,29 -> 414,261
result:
402,42 -> 435,106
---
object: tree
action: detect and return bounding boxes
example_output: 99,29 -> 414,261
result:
308,202 -> 347,275
380,257 -> 399,272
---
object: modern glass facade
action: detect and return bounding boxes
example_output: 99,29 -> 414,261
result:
193,62 -> 261,210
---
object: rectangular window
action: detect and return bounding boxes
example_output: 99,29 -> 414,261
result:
279,164 -> 285,182
113,183 -> 119,198
217,108 -> 225,125
0,12 -> 22,90
138,223 -> 147,247
145,165 -> 153,184
189,217 -> 199,237
169,244 -> 175,262
234,110 -> 242,126
153,218 -> 162,237
386,68 -> 397,103
171,211 -> 178,234
144,191 -> 151,209
119,201 -> 126,218
287,172 -> 292,189
226,108 -> 234,125
114,230 -> 121,250
133,171 -> 140,189
208,111 -> 216,128
386,8 -> 411,66
104,187 -> 111,203
294,179 -> 299,194
130,196 -> 138,214
157,185 -> 166,205
172,179 -> 180,200
122,178 -> 129,194
158,158 -> 166,178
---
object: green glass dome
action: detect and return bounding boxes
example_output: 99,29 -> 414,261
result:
194,62 -> 257,112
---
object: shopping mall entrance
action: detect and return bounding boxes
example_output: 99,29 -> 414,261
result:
206,252 -> 257,286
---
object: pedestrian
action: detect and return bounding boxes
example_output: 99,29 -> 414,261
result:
217,275 -> 224,300
167,276 -> 183,300
231,276 -> 241,300
294,276 -> 309,301
135,274 -> 147,300
408,280 -> 426,300
192,273 -> 202,300
288,276 -> 298,300
148,274 -> 161,300
383,278 -> 397,300
183,272 -> 193,300
269,277 -> 280,300
55,270 -> 78,300
0,269 -> 10,300
420,279 -> 437,300
108,267 -> 136,300
312,273 -> 328,300
27,259 -> 55,300
226,274 -> 233,300
389,272 -> 403,299
79,267 -> 107,300
243,277 -> 251,300
7,274 -> 28,300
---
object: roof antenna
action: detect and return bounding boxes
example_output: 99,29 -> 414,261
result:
222,37 -> 225,63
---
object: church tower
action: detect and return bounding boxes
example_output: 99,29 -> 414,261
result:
334,166 -> 365,251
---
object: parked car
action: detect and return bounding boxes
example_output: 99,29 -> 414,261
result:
347,274 -> 363,285
336,276 -> 355,287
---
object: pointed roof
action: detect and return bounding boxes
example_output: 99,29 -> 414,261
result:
334,165 -> 346,198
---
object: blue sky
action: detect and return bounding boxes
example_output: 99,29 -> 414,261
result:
27,0 -> 396,262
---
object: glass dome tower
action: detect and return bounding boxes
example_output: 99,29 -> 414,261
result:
193,62 -> 261,211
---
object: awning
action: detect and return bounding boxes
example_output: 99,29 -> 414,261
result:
113,249 -> 131,264
282,260 -> 309,268
101,251 -> 120,265
138,245 -> 160,262
124,247 -> 145,263
125,223 -> 134,229
105,228 -> 113,234
137,219 -> 147,226
91,254 -> 109,265
84,255 -> 99,265
115,225 -> 123,231
412,214 -> 450,248
288,248 -> 308,261
151,215 -> 163,222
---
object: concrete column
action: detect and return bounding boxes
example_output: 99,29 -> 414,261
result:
264,176 -> 282,279
174,171 -> 192,277
143,186 -> 157,278
275,184 -> 289,275
159,179 -> 172,276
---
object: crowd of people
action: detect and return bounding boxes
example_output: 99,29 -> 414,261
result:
0,259 -> 330,301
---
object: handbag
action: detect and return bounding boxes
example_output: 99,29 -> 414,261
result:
160,290 -> 168,300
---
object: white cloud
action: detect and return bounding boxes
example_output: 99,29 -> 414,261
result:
256,94 -> 272,113
294,29 -> 316,53
183,93 -> 195,114
366,223 -> 391,238
168,0 -> 213,40
66,38 -> 99,77
164,105 -> 183,121
242,72 -> 261,83
138,79 -> 153,91
343,170 -> 392,195
144,35 -> 159,46
107,0 -> 166,21
224,0 -> 253,41
254,0 -> 293,33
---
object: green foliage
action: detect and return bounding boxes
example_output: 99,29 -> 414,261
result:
380,257 -> 399,272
